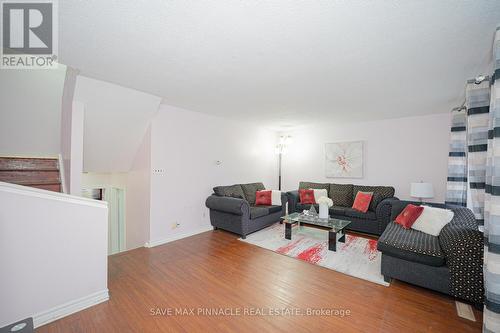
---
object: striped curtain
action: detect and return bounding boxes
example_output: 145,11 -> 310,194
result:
445,108 -> 468,206
484,27 -> 500,333
467,79 -> 491,226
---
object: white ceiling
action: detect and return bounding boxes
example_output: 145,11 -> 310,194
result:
60,1 -> 500,128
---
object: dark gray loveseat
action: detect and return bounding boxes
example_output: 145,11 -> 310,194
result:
205,183 -> 287,239
287,182 -> 399,236
377,201 -> 483,306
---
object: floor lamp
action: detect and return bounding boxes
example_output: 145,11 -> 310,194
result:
275,135 -> 292,190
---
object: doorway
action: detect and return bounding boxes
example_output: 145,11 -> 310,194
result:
82,186 -> 126,255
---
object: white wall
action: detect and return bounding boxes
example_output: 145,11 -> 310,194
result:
60,67 -> 80,194
81,129 -> 151,251
0,182 -> 108,328
68,102 -> 85,195
73,76 -> 161,172
126,128 -> 152,250
148,105 -> 277,245
0,66 -> 67,156
82,173 -> 128,190
282,113 -> 450,202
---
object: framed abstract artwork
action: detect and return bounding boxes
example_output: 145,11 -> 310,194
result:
325,141 -> 363,178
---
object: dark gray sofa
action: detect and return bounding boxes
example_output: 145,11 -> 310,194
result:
287,182 -> 399,235
377,200 -> 483,306
205,183 -> 287,239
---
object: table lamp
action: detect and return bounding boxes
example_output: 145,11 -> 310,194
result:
411,182 -> 434,203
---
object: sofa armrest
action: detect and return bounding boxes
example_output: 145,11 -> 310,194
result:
287,190 -> 299,214
439,207 -> 484,304
376,197 -> 399,234
280,192 -> 288,215
281,192 -> 288,206
205,195 -> 250,216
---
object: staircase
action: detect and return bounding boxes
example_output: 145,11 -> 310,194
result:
0,157 -> 63,193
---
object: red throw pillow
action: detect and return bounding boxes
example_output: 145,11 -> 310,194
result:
395,204 -> 424,229
299,189 -> 316,204
352,191 -> 373,213
255,190 -> 272,206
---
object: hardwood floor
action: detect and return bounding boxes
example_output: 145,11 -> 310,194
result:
37,230 -> 482,333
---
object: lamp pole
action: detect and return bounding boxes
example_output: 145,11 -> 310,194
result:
276,135 -> 291,191
278,152 -> 282,191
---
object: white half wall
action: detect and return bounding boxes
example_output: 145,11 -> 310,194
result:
282,113 -> 450,202
73,76 -> 162,172
0,66 -> 67,156
0,182 -> 108,328
148,105 -> 277,245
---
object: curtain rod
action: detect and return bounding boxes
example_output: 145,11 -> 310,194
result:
452,101 -> 466,112
452,74 -> 491,112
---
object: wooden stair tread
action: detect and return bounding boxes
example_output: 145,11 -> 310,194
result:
0,156 -> 62,193
5,180 -> 62,185
29,184 -> 62,192
0,170 -> 60,183
0,157 -> 59,171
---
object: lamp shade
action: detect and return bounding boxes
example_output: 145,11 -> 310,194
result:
410,182 -> 434,199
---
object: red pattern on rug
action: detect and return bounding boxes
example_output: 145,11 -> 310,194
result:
240,224 -> 388,286
340,235 -> 356,250
276,237 -> 304,254
364,239 -> 378,261
296,243 -> 326,264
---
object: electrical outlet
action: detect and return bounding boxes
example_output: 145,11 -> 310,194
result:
171,222 -> 180,229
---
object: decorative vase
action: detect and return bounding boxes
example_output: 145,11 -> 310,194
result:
319,203 -> 329,219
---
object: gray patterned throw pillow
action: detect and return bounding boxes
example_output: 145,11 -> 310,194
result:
213,184 -> 246,199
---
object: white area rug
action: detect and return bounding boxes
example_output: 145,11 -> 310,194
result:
240,222 -> 389,286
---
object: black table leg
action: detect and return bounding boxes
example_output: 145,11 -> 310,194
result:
285,223 -> 292,240
338,231 -> 345,243
328,231 -> 336,251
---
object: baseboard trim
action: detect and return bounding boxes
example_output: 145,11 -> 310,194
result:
145,226 -> 213,248
34,289 -> 109,328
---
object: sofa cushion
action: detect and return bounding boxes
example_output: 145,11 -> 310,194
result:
329,205 -> 347,216
299,181 -> 330,191
411,205 -> 454,236
311,189 -> 328,202
390,201 -> 448,221
353,185 -> 395,211
296,203 -> 319,212
249,206 -> 269,219
352,191 -> 373,213
395,204 -> 424,229
329,183 -> 354,207
344,207 -> 377,220
249,205 -> 281,219
255,190 -> 282,206
241,182 -> 265,204
377,222 -> 445,267
263,205 -> 282,214
299,189 -> 316,204
213,184 -> 246,199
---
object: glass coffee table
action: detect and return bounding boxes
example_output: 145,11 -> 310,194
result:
280,212 -> 351,251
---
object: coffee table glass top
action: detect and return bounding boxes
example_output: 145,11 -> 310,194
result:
281,212 -> 351,233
